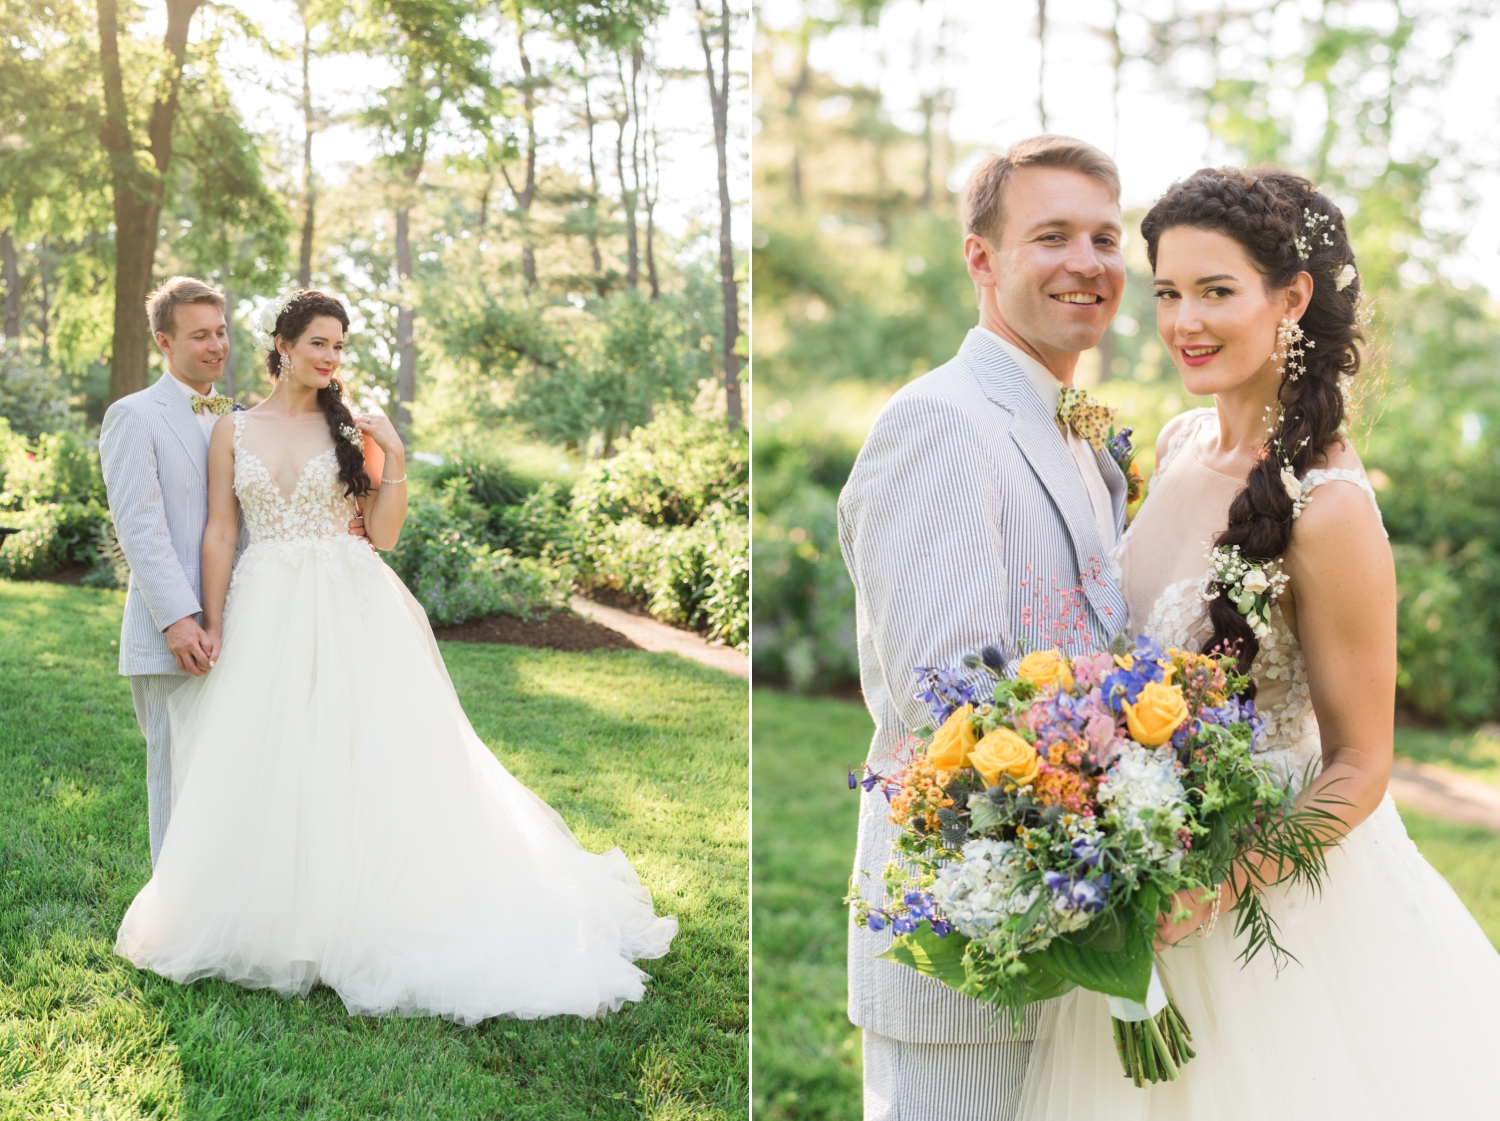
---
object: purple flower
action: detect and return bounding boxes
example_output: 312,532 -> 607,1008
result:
866,911 -> 887,932
904,891 -> 937,921
847,767 -> 859,790
1063,878 -> 1109,914
931,918 -> 953,938
914,665 -> 978,725
1070,835 -> 1102,867
1042,870 -> 1069,893
891,915 -> 918,935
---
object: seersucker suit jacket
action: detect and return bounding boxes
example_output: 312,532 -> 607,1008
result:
838,328 -> 1130,1045
98,374 -> 244,678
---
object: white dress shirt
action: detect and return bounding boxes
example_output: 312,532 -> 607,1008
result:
164,373 -> 221,444
979,328 -> 1117,548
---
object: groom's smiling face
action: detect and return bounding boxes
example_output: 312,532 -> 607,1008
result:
968,167 -> 1124,365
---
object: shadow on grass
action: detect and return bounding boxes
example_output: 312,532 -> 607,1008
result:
0,579 -> 747,1120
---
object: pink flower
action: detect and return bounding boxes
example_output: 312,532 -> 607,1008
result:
1072,651 -> 1115,690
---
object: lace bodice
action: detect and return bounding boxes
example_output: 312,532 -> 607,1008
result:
233,411 -> 354,545
1118,410 -> 1386,777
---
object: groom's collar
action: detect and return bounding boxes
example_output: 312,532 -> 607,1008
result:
974,327 -> 1066,413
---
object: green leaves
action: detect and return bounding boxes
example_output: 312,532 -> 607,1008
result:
876,923 -> 970,989
1030,930 -> 1155,1005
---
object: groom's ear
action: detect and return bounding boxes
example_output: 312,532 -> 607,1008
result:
964,233 -> 999,291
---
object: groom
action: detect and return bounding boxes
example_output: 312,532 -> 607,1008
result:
838,136 -> 1131,1119
99,277 -> 363,868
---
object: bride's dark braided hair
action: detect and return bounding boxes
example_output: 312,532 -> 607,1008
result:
266,290 -> 371,499
1140,168 -> 1365,681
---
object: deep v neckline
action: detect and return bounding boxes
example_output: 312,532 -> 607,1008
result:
239,445 -> 338,503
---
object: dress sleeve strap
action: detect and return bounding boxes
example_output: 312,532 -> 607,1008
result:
1300,468 -> 1388,537
1153,407 -> 1215,484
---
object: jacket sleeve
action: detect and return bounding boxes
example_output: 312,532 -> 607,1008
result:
99,399 -> 201,631
838,391 -> 1011,736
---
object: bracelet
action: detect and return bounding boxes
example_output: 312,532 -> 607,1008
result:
380,474 -> 407,485
1195,885 -> 1222,939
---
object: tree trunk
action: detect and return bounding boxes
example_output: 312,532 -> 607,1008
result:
1036,0 -> 1048,131
221,280 -> 237,395
615,52 -> 638,289
695,0 -> 741,428
99,0 -> 202,403
581,56 -> 603,278
394,205 -> 415,432
641,60 -> 660,300
1,228 -> 19,341
517,28 -> 538,287
297,8 -> 315,288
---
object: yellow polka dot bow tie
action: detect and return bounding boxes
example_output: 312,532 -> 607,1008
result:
1055,387 -> 1116,452
190,394 -> 234,416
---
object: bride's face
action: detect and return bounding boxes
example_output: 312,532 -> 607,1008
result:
1152,227 -> 1309,398
277,315 -> 347,391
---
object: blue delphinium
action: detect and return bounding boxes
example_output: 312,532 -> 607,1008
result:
914,665 -> 979,725
1070,835 -> 1103,868
1043,871 -> 1112,914
891,915 -> 918,935
867,911 -> 888,932
904,891 -> 937,921
1101,636 -> 1168,714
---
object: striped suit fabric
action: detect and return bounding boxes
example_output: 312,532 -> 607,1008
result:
98,374 -> 244,865
837,329 -> 1129,1117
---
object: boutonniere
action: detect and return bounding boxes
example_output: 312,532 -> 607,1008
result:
1106,426 -> 1144,505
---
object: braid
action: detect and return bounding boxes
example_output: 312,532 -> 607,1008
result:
1141,168 -> 1365,680
266,290 -> 371,499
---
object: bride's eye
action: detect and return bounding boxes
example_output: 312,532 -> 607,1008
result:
1153,289 -> 1178,301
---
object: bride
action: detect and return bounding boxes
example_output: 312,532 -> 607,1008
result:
114,289 -> 677,1024
1018,169 -> 1500,1117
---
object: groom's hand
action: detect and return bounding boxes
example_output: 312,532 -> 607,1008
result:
164,616 -> 213,676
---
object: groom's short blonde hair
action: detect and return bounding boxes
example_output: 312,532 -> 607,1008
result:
962,135 -> 1120,244
147,276 -> 225,339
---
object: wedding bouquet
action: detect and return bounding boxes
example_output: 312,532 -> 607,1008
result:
848,637 -> 1343,1086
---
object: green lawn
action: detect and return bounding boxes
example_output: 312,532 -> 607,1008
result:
751,688 -> 1500,1121
0,578 -> 747,1120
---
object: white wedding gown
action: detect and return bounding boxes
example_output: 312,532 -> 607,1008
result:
1018,409 -> 1500,1119
115,411 -> 677,1024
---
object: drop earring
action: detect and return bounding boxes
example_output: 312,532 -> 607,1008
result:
277,352 -> 290,377
1275,317 -> 1310,382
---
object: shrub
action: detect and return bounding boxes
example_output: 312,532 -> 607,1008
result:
571,406 -> 748,528
0,356 -> 77,438
0,427 -> 112,580
751,482 -> 858,692
572,408 -> 749,650
1393,542 -> 1500,725
385,495 -> 571,626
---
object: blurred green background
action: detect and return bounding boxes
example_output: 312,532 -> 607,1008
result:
750,0 -> 1500,1116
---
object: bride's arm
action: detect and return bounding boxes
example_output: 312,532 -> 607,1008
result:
1157,479 -> 1396,944
353,412 -> 407,550
200,415 -> 242,665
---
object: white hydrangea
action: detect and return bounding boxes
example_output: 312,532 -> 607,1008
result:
1097,745 -> 1189,865
930,838 -> 1088,950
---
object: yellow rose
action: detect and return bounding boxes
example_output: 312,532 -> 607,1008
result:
968,726 -> 1041,787
1016,650 -> 1074,691
926,704 -> 977,771
1121,681 -> 1189,746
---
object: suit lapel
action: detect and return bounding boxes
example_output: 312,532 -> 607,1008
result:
1094,445 -> 1128,537
959,330 -> 1129,628
153,374 -> 208,479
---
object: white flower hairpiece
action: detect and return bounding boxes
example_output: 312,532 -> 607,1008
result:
1203,544 -> 1289,640
252,290 -> 308,351
1334,263 -> 1357,291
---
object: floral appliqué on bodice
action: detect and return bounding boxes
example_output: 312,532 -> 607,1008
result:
232,411 -> 354,545
1115,409 -> 1386,783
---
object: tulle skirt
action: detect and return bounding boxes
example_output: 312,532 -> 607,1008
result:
1018,794 -> 1500,1119
115,536 -> 677,1024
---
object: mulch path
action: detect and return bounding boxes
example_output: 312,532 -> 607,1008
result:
432,609 -> 642,653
